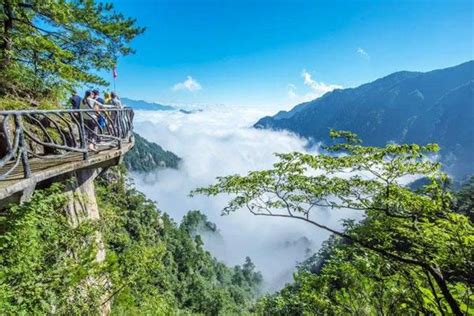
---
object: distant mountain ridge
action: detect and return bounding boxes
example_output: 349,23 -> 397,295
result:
122,97 -> 203,114
255,61 -> 474,178
121,97 -> 175,111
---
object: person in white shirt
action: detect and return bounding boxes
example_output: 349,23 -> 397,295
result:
81,90 -> 101,150
82,90 -> 102,110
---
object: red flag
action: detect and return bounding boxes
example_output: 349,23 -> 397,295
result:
113,66 -> 118,79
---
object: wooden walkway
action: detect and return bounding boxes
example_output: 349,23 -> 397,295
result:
0,141 -> 133,206
0,108 -> 135,207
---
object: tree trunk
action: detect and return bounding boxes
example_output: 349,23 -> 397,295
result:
426,265 -> 463,316
424,269 -> 446,316
1,0 -> 14,71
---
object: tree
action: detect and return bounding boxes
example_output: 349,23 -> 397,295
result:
0,0 -> 144,102
193,130 -> 473,315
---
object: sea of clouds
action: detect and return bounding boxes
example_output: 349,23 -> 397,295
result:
131,105 -> 357,291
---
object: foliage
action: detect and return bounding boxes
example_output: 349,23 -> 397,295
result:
95,166 -> 263,314
194,130 -> 474,315
180,209 -> 218,236
0,183 -> 105,314
124,133 -> 181,172
256,246 -> 442,315
296,234 -> 341,274
0,166 -> 262,314
0,95 -> 59,110
0,0 -> 144,103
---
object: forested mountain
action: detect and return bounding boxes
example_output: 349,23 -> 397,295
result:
1,0 -> 472,314
255,61 -> 474,178
1,167 -> 263,314
124,133 -> 181,172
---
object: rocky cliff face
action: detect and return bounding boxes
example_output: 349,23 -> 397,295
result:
64,168 -> 110,315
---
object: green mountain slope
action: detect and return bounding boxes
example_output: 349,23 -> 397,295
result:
0,167 -> 262,314
124,133 -> 181,172
255,61 -> 474,178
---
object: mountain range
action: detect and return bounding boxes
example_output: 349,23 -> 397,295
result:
255,61 -> 474,178
121,97 -> 175,111
121,97 -> 203,114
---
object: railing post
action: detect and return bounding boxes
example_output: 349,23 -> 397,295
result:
0,114 -> 12,157
14,114 -> 31,178
117,110 -> 122,149
117,110 -> 123,140
79,112 -> 88,160
128,110 -> 134,142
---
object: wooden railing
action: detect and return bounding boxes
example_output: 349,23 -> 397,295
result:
0,108 -> 134,180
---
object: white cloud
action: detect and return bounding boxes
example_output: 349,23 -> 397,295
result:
288,70 -> 342,103
131,105 -> 421,292
357,47 -> 370,60
132,106 -> 355,292
172,76 -> 202,92
302,69 -> 342,95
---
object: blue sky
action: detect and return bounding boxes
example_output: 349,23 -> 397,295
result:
106,0 -> 473,108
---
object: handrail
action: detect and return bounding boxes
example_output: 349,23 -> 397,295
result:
0,108 -> 132,114
0,108 -> 134,180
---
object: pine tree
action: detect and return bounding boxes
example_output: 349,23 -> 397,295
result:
0,0 -> 144,102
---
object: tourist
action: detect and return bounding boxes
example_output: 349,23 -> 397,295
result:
110,92 -> 123,108
69,90 -> 82,109
92,89 -> 105,104
81,90 -> 101,151
82,90 -> 102,109
104,91 -> 112,104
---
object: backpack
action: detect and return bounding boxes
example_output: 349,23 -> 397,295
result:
98,115 -> 107,129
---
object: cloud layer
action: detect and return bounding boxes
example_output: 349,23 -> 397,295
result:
172,76 -> 202,92
131,106 -> 356,291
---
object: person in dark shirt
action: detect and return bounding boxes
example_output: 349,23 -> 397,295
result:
92,89 -> 105,104
69,90 -> 82,109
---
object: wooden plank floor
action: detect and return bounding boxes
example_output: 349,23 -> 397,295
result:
0,141 -> 133,203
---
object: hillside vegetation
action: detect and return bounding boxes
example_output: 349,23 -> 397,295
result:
195,130 -> 474,315
255,177 -> 474,314
0,167 -> 262,314
1,1 -> 472,314
124,133 -> 181,172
